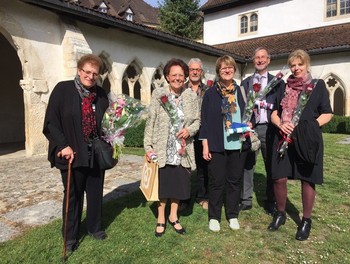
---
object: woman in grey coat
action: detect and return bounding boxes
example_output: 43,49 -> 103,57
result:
144,58 -> 200,237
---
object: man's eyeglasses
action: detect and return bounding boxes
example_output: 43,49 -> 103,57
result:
189,68 -> 202,72
80,68 -> 99,78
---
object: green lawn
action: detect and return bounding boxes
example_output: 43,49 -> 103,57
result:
0,134 -> 349,263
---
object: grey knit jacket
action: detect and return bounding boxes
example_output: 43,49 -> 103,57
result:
144,85 -> 200,170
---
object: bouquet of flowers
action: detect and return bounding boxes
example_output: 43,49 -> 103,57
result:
158,94 -> 187,156
242,66 -> 289,123
101,94 -> 146,159
278,80 -> 317,157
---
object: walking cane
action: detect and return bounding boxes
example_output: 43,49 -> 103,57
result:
57,152 -> 72,261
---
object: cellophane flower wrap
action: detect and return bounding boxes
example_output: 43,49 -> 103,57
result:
101,94 -> 146,159
158,94 -> 187,156
242,66 -> 289,124
278,79 -> 318,158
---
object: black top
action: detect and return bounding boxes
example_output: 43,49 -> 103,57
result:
43,80 -> 109,169
270,79 -> 332,184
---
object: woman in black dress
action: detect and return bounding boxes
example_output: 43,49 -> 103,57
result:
267,49 -> 333,240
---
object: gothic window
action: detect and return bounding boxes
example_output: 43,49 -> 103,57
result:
151,68 -> 164,93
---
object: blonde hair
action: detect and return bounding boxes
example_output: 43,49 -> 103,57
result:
287,49 -> 310,70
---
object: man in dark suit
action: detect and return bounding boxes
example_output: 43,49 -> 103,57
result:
240,47 -> 284,215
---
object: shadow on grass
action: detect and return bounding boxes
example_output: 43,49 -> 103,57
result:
78,180 -> 147,242
254,172 -> 301,224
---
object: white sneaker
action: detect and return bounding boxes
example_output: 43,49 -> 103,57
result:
229,218 -> 240,230
209,219 -> 220,232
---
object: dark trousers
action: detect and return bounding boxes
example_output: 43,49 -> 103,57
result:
61,166 -> 105,241
194,137 -> 209,202
208,150 -> 247,221
242,124 -> 275,205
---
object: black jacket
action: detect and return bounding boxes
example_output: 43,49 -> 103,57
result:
199,82 -> 246,152
43,80 -> 109,169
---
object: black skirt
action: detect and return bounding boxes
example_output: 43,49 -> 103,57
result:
158,165 -> 191,200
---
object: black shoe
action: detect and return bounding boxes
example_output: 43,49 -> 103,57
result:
154,223 -> 166,237
66,239 -> 78,253
264,200 -> 275,216
295,217 -> 312,241
88,230 -> 107,240
239,203 -> 252,211
268,211 -> 286,231
168,219 -> 186,235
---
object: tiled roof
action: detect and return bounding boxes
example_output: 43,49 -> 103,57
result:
21,0 -> 242,60
73,0 -> 159,25
214,23 -> 350,60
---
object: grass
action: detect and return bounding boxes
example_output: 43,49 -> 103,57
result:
0,134 -> 349,263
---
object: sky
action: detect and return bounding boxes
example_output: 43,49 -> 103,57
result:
144,0 -> 208,8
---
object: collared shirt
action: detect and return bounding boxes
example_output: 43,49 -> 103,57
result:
253,72 -> 268,124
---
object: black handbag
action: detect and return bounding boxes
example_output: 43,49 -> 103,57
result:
92,138 -> 118,170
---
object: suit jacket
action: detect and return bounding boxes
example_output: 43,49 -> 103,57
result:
144,85 -> 200,170
43,80 -> 109,169
240,73 -> 284,126
199,82 -> 246,152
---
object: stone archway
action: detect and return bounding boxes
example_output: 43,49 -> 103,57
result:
0,33 -> 25,153
324,73 -> 346,116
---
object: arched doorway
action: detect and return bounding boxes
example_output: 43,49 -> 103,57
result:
333,88 -> 344,116
0,33 -> 24,155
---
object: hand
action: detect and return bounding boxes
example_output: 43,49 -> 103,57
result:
279,122 -> 294,135
247,121 -> 253,129
202,140 -> 212,161
146,150 -> 157,163
58,146 -> 75,164
176,128 -> 190,139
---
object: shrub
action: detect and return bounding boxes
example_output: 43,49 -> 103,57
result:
124,120 -> 146,147
322,115 -> 350,134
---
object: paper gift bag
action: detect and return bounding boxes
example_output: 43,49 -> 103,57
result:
140,156 -> 159,201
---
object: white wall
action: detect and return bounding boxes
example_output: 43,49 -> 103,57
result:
204,0 -> 350,45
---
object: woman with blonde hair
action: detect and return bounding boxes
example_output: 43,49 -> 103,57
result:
268,49 -> 333,240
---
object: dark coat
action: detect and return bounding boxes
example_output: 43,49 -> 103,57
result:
240,73 -> 284,126
199,82 -> 246,152
43,80 -> 109,169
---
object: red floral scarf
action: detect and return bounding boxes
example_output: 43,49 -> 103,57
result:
74,77 -> 97,142
281,74 -> 312,123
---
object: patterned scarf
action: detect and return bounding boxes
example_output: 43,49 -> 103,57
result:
216,80 -> 238,130
281,73 -> 312,123
74,76 -> 97,142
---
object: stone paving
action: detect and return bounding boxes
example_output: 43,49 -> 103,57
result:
0,150 -> 143,243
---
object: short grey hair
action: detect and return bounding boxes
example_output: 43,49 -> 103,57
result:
188,58 -> 203,69
252,47 -> 271,60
